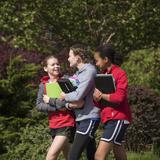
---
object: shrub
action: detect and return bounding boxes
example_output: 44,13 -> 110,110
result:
122,49 -> 160,94
126,85 -> 160,155
0,55 -> 40,154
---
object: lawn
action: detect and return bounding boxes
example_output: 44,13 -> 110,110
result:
106,151 -> 159,160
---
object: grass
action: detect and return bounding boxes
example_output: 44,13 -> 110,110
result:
106,151 -> 159,160
127,152 -> 159,160
71,151 -> 160,160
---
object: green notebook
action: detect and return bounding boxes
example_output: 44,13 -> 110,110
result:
46,82 -> 62,98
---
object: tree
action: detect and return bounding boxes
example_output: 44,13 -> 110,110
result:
0,55 -> 40,154
122,48 -> 160,94
0,0 -> 160,54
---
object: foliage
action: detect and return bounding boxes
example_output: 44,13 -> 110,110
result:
122,48 -> 160,94
0,44 -> 43,79
0,116 -> 34,154
0,1 -> 160,158
0,119 -> 50,160
0,55 -> 40,154
0,55 -> 39,116
0,0 -> 160,53
126,85 -> 160,155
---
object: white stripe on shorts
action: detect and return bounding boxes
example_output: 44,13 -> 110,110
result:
76,120 -> 93,135
101,120 -> 121,142
114,120 -> 123,145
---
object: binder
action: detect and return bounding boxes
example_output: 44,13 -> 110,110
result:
95,74 -> 116,93
57,78 -> 77,93
95,74 -> 117,107
46,82 -> 62,98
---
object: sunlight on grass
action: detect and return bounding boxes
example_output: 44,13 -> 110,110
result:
127,152 -> 159,160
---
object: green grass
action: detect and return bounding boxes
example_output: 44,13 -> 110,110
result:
106,151 -> 159,160
127,152 -> 159,160
74,151 -> 160,160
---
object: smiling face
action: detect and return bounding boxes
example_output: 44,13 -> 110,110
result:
44,57 -> 60,76
68,49 -> 79,67
94,52 -> 109,70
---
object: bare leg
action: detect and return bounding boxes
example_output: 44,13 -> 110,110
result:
95,141 -> 113,160
46,136 -> 68,160
113,144 -> 127,160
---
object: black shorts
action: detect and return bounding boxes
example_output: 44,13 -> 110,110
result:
50,126 -> 76,143
76,119 -> 100,138
101,120 -> 129,145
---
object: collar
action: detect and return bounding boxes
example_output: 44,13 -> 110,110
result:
102,64 -> 117,74
40,74 -> 62,84
40,76 -> 50,84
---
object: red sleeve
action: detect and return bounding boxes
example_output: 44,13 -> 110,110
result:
108,71 -> 128,104
93,100 -> 103,109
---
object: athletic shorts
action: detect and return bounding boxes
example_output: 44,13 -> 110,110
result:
50,126 -> 76,143
101,120 -> 129,145
76,119 -> 100,138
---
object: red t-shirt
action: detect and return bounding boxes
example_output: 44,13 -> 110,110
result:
94,65 -> 132,124
41,76 -> 75,128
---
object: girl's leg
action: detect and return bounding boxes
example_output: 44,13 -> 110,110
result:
86,136 -> 97,160
113,144 -> 127,160
86,121 -> 99,160
68,133 -> 90,160
46,135 -> 68,160
95,120 -> 129,160
94,141 -> 113,160
95,120 -> 123,160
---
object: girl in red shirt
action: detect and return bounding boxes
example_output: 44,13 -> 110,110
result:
93,45 -> 132,160
36,55 -> 83,160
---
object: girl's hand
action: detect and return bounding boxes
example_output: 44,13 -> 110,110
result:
43,95 -> 50,104
93,88 -> 103,102
60,92 -> 66,100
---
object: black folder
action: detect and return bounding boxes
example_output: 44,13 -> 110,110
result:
57,78 -> 77,93
95,74 -> 117,107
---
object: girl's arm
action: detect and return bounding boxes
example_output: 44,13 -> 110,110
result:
49,97 -> 84,110
43,94 -> 84,111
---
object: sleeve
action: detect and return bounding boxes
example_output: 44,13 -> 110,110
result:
49,98 -> 66,110
108,71 -> 128,104
36,83 -> 57,112
93,100 -> 103,109
65,69 -> 97,102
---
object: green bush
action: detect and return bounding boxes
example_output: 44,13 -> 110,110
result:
0,55 -> 40,154
122,48 -> 160,94
0,118 -> 50,160
126,85 -> 160,155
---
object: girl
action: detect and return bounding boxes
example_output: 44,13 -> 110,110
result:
93,44 -> 132,160
60,44 -> 100,160
36,55 -> 84,160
